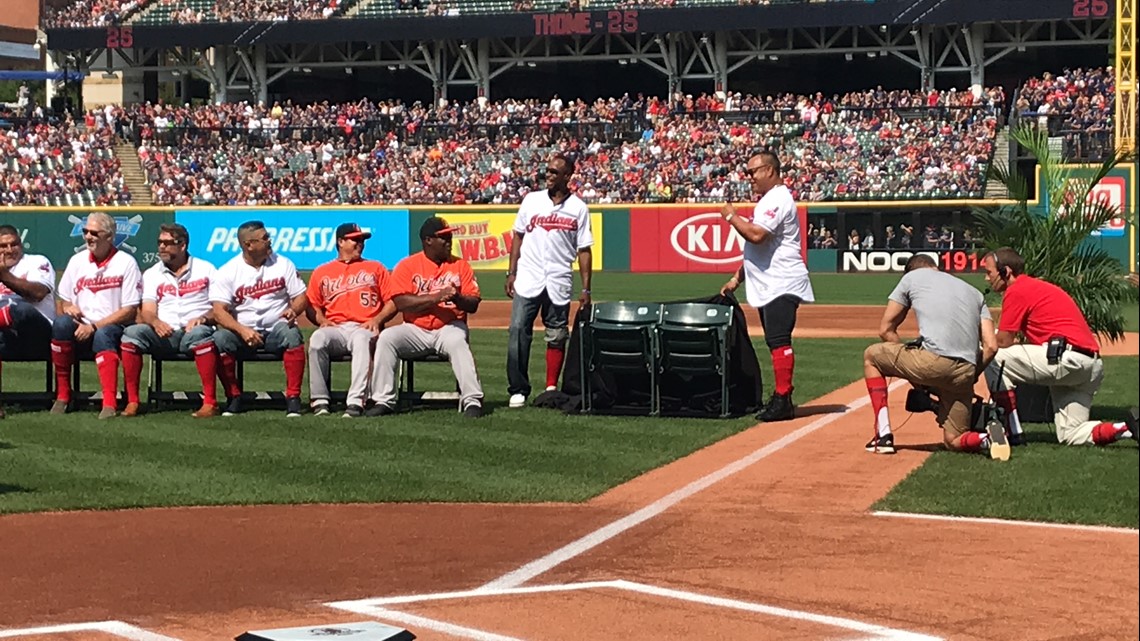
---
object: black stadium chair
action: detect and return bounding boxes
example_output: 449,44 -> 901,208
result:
580,301 -> 662,416
657,303 -> 734,418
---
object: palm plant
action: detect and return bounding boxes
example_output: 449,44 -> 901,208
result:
973,124 -> 1137,341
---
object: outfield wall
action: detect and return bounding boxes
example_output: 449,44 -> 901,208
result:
2,167 -> 1134,274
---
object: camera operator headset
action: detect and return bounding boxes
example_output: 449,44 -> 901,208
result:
981,247 -> 1134,446
862,253 -> 1004,458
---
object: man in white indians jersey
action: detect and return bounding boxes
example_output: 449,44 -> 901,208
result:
720,151 -> 814,422
52,211 -> 143,419
210,220 -> 308,417
121,223 -> 220,418
0,224 -> 56,419
504,153 -> 593,408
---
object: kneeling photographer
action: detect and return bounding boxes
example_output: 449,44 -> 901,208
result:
862,254 -> 1007,459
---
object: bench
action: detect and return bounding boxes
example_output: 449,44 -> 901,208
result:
148,351 -> 354,409
399,353 -> 460,409
0,357 -> 56,407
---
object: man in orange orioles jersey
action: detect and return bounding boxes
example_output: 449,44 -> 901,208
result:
367,217 -> 484,418
306,223 -> 397,419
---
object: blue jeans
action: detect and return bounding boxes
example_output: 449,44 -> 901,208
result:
0,302 -> 52,359
506,289 -> 569,397
52,314 -> 124,355
122,323 -> 216,355
213,321 -> 303,356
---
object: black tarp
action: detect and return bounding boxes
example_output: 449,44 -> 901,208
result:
549,293 -> 763,418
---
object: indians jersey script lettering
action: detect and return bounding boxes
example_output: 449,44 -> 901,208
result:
307,258 -> 391,324
512,190 -> 593,305
142,256 -> 217,329
742,184 -> 814,308
57,248 -> 143,323
391,252 -> 479,331
0,253 -> 57,321
210,252 -> 306,329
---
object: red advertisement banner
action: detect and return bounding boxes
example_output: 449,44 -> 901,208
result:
629,204 -> 807,273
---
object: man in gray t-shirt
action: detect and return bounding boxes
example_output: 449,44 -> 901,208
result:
862,254 -> 1003,459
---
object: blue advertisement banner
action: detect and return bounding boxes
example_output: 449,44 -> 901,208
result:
175,209 -> 410,270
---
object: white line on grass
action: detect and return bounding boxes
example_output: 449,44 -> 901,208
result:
0,621 -> 181,640
480,380 -> 906,591
872,511 -> 1140,535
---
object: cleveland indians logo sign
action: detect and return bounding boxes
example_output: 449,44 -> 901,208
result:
69,214 -> 144,254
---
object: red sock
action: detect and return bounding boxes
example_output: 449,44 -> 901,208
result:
866,376 -> 889,435
95,349 -> 120,409
1092,422 -> 1126,445
958,431 -> 985,452
193,342 -> 219,407
121,343 -> 143,404
545,346 -> 566,389
218,352 -> 242,398
0,306 -> 11,330
995,390 -> 1017,423
283,346 -> 305,398
51,340 -> 74,402
771,346 -> 795,396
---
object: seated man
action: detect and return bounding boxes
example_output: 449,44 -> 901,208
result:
307,223 -> 397,418
51,212 -> 142,418
368,217 -> 484,418
0,224 -> 56,419
120,223 -> 220,418
209,221 -> 308,417
863,253 -> 1006,459
982,247 -> 1136,446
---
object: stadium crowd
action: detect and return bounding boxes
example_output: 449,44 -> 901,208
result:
1017,67 -> 1115,160
43,0 -> 148,28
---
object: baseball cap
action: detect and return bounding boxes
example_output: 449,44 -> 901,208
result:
336,222 -> 372,240
420,217 -> 457,239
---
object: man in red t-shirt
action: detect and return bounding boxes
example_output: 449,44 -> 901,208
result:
982,247 -> 1135,446
366,217 -> 484,418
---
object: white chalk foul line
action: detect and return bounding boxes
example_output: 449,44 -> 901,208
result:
872,511 -> 1140,535
481,380 -> 905,591
326,579 -> 942,641
0,621 -> 180,640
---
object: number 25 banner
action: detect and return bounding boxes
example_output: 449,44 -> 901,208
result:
629,205 -> 807,273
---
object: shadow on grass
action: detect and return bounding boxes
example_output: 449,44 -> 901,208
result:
0,483 -> 32,495
795,403 -> 850,418
0,441 -> 14,450
894,442 -> 945,453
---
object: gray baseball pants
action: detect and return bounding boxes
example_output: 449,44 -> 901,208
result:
370,321 -> 483,411
309,323 -> 374,408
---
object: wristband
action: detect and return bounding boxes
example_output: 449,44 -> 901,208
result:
581,289 -> 591,294
725,213 -> 735,223
506,271 -> 516,277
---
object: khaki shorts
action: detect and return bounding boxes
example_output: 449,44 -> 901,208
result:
865,342 -> 978,439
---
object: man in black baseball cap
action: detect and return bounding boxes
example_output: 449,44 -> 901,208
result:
420,217 -> 457,240
336,222 -> 373,241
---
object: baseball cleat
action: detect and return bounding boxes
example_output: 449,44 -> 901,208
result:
191,404 -> 220,418
986,419 -> 1011,461
509,393 -> 527,408
364,403 -> 395,417
865,433 -> 896,454
342,405 -> 363,418
98,406 -> 117,420
285,397 -> 303,417
50,400 -> 70,415
545,385 -> 557,392
756,392 -> 794,422
222,396 -> 244,417
462,404 -> 484,419
311,402 -> 330,417
121,402 -> 141,417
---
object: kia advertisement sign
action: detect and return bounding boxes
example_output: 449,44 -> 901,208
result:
630,205 -> 807,273
175,209 -> 410,270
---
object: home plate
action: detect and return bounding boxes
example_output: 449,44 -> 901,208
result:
235,622 -> 414,640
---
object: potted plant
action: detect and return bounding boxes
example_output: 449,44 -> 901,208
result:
973,124 -> 1137,420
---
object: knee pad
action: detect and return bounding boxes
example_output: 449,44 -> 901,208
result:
545,326 -> 569,349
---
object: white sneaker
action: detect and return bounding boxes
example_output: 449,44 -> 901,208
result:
545,385 -> 557,392
509,393 -> 527,408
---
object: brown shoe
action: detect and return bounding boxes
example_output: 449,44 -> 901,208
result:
191,404 -> 220,418
50,400 -> 69,415
121,402 -> 141,417
98,406 -> 117,420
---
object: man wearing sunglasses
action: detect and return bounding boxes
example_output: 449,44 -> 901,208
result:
52,212 -> 143,419
720,151 -> 815,422
119,223 -> 221,418
0,224 -> 56,419
505,153 -> 593,409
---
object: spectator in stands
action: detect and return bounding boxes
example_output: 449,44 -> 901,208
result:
848,228 -> 861,250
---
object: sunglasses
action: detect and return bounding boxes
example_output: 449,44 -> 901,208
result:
544,167 -> 560,175
157,238 -> 183,246
82,228 -> 104,237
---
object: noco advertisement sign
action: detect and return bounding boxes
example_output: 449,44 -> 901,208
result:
175,209 -> 410,270
629,205 -> 807,273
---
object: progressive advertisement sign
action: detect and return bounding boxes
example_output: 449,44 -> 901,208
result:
434,212 -> 604,271
629,205 -> 807,273
175,209 -> 410,270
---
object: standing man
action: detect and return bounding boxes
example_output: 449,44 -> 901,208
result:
505,153 -> 593,408
982,247 -> 1135,446
120,223 -> 220,418
719,151 -> 814,422
0,225 -> 56,418
862,254 -> 1005,458
368,217 -> 484,418
209,221 -> 308,417
52,212 -> 142,418
307,223 -> 397,418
